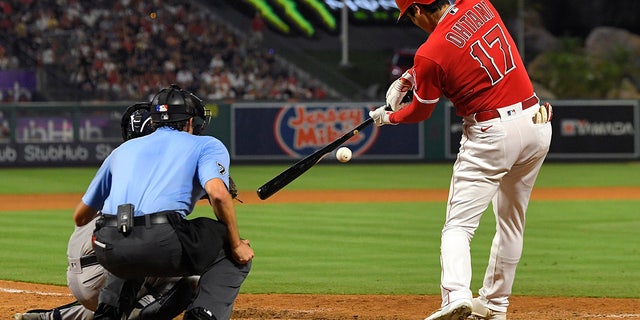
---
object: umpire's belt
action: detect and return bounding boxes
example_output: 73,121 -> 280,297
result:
101,212 -> 172,227
473,95 -> 539,122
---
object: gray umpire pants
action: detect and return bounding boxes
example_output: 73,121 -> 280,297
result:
93,220 -> 251,320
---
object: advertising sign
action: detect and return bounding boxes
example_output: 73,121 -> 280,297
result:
0,105 -> 126,167
446,100 -> 639,160
0,142 -> 119,167
232,103 -> 422,160
14,110 -> 123,143
548,101 -> 639,159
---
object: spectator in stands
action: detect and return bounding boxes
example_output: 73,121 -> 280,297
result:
250,11 -> 265,43
3,0 -> 335,101
0,45 -> 19,70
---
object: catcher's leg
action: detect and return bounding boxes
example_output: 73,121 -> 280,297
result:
128,276 -> 199,320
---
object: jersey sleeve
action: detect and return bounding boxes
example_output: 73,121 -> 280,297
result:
197,137 -> 231,189
81,155 -> 113,211
389,55 -> 442,124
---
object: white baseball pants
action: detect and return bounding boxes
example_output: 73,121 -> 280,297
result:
438,102 -> 552,312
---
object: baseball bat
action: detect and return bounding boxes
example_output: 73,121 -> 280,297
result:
256,117 -> 375,200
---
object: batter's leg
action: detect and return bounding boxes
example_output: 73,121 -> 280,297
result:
477,156 -> 546,312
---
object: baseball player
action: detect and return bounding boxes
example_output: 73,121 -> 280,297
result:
369,0 -> 552,319
14,103 -> 201,320
74,84 -> 253,320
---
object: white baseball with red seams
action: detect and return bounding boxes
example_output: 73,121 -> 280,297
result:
336,147 -> 352,163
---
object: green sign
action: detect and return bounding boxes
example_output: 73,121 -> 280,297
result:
235,0 -> 401,37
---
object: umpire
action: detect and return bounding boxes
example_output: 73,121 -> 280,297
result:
73,84 -> 254,320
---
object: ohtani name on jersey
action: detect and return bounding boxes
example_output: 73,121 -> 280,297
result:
445,0 -> 496,49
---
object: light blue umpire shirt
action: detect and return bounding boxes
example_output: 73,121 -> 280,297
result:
82,127 -> 230,218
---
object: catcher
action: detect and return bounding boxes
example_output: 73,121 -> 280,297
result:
14,102 -> 241,320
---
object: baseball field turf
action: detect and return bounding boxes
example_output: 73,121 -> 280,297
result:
1,162 -> 639,301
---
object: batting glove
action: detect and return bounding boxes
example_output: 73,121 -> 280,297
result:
369,105 -> 396,126
386,70 -> 414,111
533,102 -> 553,124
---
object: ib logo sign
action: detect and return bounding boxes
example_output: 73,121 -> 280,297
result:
274,106 -> 378,158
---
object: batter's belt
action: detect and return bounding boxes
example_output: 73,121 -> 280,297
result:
473,95 -> 539,122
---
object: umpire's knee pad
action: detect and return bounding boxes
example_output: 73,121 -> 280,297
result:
183,307 -> 218,320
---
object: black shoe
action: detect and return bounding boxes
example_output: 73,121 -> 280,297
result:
183,307 -> 217,320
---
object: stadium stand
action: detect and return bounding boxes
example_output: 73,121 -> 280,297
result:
0,0 -> 342,102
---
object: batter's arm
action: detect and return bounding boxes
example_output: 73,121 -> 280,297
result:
205,178 -> 254,264
73,202 -> 99,226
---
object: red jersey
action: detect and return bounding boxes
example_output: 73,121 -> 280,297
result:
390,0 -> 534,123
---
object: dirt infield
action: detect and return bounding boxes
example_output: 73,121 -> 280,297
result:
2,188 -> 640,319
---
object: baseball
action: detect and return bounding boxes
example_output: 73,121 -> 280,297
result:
336,147 -> 352,163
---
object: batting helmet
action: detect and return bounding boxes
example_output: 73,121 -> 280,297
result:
149,84 -> 210,135
121,102 -> 154,141
395,0 -> 437,21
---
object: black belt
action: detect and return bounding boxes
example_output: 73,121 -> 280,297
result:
473,95 -> 539,122
100,212 -> 172,227
80,254 -> 99,268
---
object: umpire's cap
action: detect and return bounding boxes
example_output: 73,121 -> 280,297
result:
395,0 -> 437,21
150,84 -> 211,134
150,84 -> 205,123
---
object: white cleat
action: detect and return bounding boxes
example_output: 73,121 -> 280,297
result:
467,298 -> 507,320
424,299 -> 472,320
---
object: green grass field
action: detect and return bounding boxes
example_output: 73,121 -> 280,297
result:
1,163 -> 639,298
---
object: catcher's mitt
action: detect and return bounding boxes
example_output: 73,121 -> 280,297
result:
229,176 -> 242,203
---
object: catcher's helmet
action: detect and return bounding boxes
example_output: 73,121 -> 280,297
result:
121,102 -> 154,141
395,0 -> 437,21
150,84 -> 210,135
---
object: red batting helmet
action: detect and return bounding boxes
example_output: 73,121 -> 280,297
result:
395,0 -> 437,21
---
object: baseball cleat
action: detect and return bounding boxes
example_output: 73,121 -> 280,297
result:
467,298 -> 507,320
424,299 -> 472,320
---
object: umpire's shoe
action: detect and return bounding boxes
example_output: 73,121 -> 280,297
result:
184,307 -> 218,320
424,299 -> 472,320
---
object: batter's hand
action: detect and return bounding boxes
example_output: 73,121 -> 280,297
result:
232,239 -> 254,264
369,105 -> 396,126
386,70 -> 414,111
533,102 -> 553,124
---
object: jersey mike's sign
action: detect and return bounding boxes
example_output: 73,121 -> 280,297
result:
231,102 -> 422,161
274,106 -> 377,157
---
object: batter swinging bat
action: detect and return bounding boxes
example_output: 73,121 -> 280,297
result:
256,117 -> 375,200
